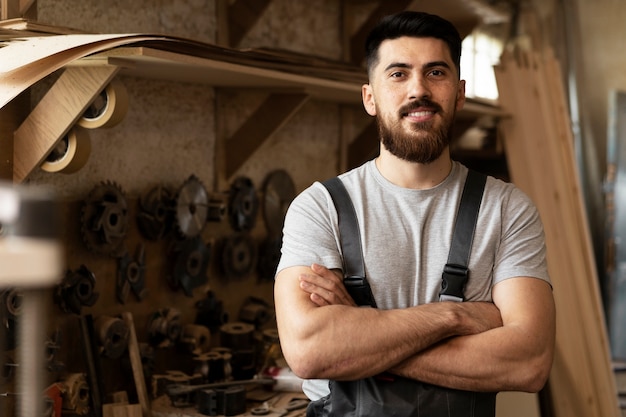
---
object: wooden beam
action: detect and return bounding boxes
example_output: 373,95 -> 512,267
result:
0,0 -> 18,19
13,65 -> 119,183
1,0 -> 36,19
347,120 -> 378,170
228,0 -> 272,47
225,92 -> 309,179
348,0 -> 413,65
215,0 -> 230,47
20,0 -> 37,19
0,92 -> 29,181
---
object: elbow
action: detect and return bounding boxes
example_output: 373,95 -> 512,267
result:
519,367 -> 550,393
515,351 -> 554,393
281,340 -> 327,380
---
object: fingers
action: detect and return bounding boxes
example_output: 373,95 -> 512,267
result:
299,264 -> 356,307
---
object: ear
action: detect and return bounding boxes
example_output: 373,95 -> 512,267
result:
362,83 -> 377,116
455,80 -> 466,111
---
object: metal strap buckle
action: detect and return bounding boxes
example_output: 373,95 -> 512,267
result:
439,263 -> 469,302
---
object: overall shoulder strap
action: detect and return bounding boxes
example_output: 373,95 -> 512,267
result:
439,170 -> 488,302
321,177 -> 365,280
322,177 -> 376,307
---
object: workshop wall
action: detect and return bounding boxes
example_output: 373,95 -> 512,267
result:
19,0 -> 354,409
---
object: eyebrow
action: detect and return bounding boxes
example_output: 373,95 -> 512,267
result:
383,61 -> 452,72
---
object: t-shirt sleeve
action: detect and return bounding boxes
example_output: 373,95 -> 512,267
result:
276,182 -> 343,276
493,186 -> 551,285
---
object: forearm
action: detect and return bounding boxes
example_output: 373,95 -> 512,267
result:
390,326 -> 552,392
278,296 -> 465,380
275,266 -> 501,381
391,278 -> 556,393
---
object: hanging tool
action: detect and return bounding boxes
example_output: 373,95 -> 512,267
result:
165,377 -> 274,397
247,397 -> 308,416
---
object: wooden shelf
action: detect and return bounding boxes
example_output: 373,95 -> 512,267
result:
88,47 -> 363,103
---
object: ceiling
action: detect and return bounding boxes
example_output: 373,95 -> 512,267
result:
407,0 -> 513,38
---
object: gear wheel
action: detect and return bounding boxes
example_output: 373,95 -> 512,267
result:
137,185 -> 174,241
169,236 -> 211,297
117,243 -> 147,304
81,181 -> 128,257
175,175 -> 209,238
220,233 -> 257,279
54,265 -> 99,315
228,177 -> 258,232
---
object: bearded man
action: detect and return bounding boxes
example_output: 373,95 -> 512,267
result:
274,11 -> 555,417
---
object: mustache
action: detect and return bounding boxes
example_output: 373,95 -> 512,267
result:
399,99 -> 443,115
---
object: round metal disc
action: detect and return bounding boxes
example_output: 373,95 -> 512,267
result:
176,175 -> 209,238
262,170 -> 296,237
221,234 -> 257,279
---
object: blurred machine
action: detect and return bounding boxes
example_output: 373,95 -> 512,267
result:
0,182 -> 63,417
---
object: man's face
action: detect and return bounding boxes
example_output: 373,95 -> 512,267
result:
362,36 -> 466,164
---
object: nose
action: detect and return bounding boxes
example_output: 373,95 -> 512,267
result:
408,75 -> 431,100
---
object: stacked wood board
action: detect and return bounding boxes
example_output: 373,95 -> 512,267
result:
0,22 -> 368,111
494,48 -> 620,417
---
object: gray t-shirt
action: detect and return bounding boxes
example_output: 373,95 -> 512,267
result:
277,160 -> 550,399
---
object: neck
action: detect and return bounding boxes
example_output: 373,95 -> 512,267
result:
375,147 -> 453,189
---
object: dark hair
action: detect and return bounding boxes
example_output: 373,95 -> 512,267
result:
365,11 -> 462,78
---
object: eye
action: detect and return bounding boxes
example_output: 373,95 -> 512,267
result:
390,71 -> 404,78
428,69 -> 446,77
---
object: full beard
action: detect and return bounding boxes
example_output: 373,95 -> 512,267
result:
378,103 -> 454,164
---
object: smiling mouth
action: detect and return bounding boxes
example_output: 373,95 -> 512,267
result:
404,110 -> 435,118
399,99 -> 441,119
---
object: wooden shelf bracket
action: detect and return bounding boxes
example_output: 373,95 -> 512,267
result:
13,65 -> 120,183
224,91 -> 309,179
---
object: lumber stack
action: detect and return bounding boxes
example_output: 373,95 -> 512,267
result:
494,48 -> 620,417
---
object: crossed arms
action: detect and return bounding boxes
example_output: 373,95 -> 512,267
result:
274,263 -> 555,393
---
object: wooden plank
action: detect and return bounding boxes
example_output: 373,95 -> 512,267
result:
526,50 -> 609,416
503,60 -> 583,416
497,50 -> 596,417
225,92 -> 309,179
494,47 -> 620,417
0,34 -> 160,109
105,47 -> 363,103
121,312 -> 151,417
543,51 -> 619,416
13,65 -> 119,183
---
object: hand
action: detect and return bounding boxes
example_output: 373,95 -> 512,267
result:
299,263 -> 357,307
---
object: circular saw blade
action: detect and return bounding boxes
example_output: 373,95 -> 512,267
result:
263,170 -> 296,237
175,175 -> 209,238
